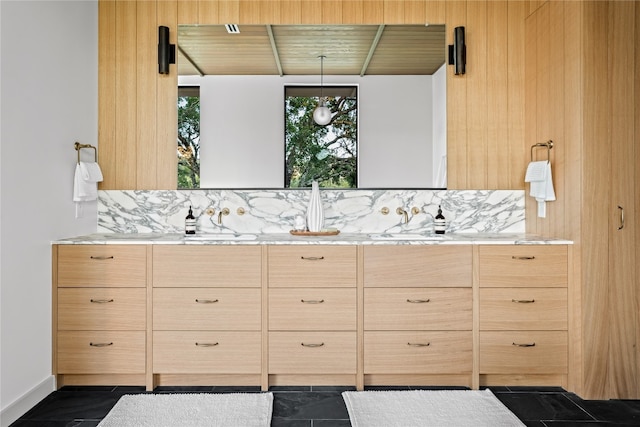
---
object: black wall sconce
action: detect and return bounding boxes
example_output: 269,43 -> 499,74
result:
158,26 -> 176,74
448,26 -> 466,75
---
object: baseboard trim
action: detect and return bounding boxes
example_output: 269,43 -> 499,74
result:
1,376 -> 55,427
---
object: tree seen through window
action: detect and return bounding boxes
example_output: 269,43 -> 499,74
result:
285,86 -> 358,188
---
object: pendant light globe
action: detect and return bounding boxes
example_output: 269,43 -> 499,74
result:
313,55 -> 331,126
313,99 -> 331,126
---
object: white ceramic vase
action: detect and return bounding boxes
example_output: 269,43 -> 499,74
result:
306,181 -> 324,232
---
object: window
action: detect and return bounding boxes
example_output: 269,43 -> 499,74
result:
284,85 -> 358,188
177,86 -> 200,189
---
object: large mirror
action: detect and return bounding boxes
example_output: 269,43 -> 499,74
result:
177,24 -> 447,189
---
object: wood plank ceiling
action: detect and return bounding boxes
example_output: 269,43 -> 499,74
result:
177,24 -> 446,76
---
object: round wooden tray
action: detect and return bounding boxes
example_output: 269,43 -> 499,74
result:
290,229 -> 340,236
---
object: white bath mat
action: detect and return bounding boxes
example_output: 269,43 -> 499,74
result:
98,392 -> 273,427
342,389 -> 525,427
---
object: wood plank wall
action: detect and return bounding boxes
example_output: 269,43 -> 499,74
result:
98,0 -> 533,190
526,1 -> 639,400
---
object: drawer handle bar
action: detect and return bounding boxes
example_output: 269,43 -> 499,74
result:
90,256 -> 114,260
301,342 -> 325,347
618,205 -> 625,230
195,299 -> 219,304
90,299 -> 114,304
195,342 -> 219,347
89,342 -> 113,347
407,299 -> 430,303
512,342 -> 536,347
512,256 -> 535,260
511,299 -> 535,303
301,299 -> 325,304
407,342 -> 431,347
301,256 -> 325,261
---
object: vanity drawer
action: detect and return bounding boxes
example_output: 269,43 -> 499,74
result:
364,288 -> 472,331
480,331 -> 568,374
269,332 -> 356,374
152,246 -> 261,288
364,331 -> 472,374
363,246 -> 472,287
153,331 -> 261,374
480,288 -> 567,331
57,245 -> 147,287
269,288 -> 356,331
153,288 -> 261,331
57,288 -> 146,330
57,330 -> 146,374
478,245 -> 568,287
268,246 -> 357,288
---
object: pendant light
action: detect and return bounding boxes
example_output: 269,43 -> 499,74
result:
313,55 -> 331,126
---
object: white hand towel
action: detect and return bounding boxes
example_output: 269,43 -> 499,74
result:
73,162 -> 104,218
79,161 -> 104,182
525,161 -> 555,218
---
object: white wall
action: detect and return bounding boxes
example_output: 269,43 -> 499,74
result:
432,64 -> 447,187
0,1 -> 98,425
181,73 -> 442,188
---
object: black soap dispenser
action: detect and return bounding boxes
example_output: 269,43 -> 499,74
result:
185,206 -> 196,235
434,205 -> 446,234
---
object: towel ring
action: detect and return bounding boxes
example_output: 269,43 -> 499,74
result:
530,140 -> 553,162
74,142 -> 97,164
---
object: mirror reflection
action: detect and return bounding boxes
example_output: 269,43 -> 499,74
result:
177,24 -> 447,189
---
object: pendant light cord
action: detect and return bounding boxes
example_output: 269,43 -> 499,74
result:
319,55 -> 325,101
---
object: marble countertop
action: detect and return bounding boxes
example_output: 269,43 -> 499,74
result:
53,232 -> 573,245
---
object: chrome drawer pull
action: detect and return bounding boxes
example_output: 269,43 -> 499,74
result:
407,342 -> 431,347
195,299 -> 219,304
618,205 -> 625,230
301,256 -> 325,261
512,342 -> 536,347
301,342 -> 325,347
511,299 -> 535,303
301,299 -> 325,304
90,256 -> 114,260
407,299 -> 430,303
512,256 -> 535,260
89,342 -> 113,347
195,342 -> 219,347
90,298 -> 114,304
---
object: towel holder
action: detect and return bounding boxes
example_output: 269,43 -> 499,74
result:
530,140 -> 553,162
74,142 -> 97,164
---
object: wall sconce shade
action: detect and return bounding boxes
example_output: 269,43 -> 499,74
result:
158,26 -> 176,74
448,26 -> 466,75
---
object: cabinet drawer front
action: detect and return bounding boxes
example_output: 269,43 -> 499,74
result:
363,246 -> 472,287
57,331 -> 145,374
364,288 -> 471,331
153,331 -> 261,374
57,245 -> 146,287
480,331 -> 568,374
268,246 -> 357,288
153,288 -> 261,331
58,288 -> 146,331
269,288 -> 356,331
269,332 -> 356,374
153,246 -> 261,287
364,331 -> 472,374
480,288 -> 567,330
479,246 -> 568,287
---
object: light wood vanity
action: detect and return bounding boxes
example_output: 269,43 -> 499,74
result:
52,238 -> 571,392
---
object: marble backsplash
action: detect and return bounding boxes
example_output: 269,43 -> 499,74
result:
98,189 -> 525,235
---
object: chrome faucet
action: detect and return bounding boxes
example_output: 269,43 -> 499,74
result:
396,207 -> 409,224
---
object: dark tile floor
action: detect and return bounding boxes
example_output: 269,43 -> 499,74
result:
9,385 -> 640,426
